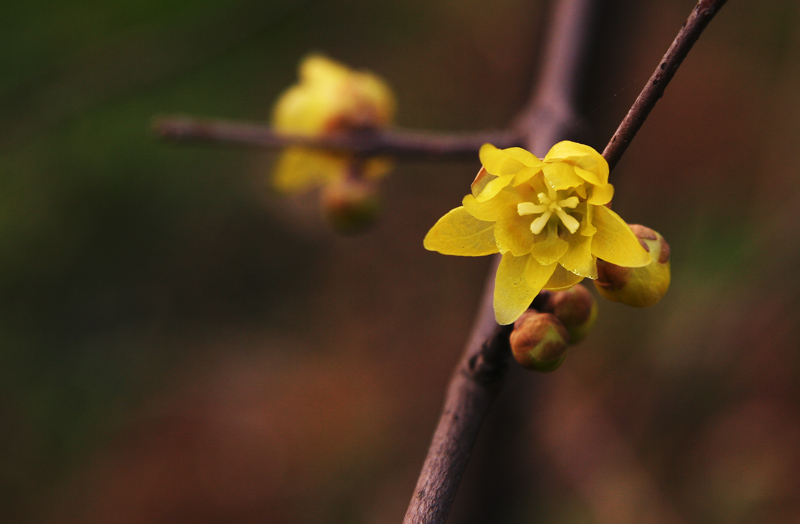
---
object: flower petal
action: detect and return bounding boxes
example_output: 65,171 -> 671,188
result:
480,144 -> 541,175
470,167 -> 493,197
300,54 -> 350,83
530,222 -> 569,265
573,166 -> 602,186
542,162 -> 584,190
512,166 -> 543,186
273,86 -> 330,133
545,141 -> 609,184
494,254 -> 555,325
462,195 -> 498,222
558,233 -> 598,278
424,206 -> 499,256
588,182 -> 614,205
474,174 -> 515,202
463,187 -> 523,221
524,256 -> 558,291
580,203 -> 596,236
543,264 -> 585,290
590,205 -> 650,267
495,214 -> 535,256
362,157 -> 394,181
272,148 -> 345,192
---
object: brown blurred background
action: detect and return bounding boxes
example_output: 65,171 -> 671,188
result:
1,0 -> 799,523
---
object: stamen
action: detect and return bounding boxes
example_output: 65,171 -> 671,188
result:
556,209 -> 580,233
558,196 -> 579,208
519,188 -> 582,236
518,202 -> 548,215
530,211 -> 552,235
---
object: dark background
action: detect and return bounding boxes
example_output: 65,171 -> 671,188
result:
1,1 -> 799,523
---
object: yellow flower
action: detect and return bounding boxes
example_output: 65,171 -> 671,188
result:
424,141 -> 650,325
271,54 -> 396,193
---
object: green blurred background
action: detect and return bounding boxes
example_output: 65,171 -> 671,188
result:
1,0 -> 799,523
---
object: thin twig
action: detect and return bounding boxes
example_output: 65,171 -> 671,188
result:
602,0 -> 729,170
153,116 -> 521,160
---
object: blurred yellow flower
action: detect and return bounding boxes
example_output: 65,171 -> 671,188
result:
271,54 -> 396,193
424,141 -> 650,325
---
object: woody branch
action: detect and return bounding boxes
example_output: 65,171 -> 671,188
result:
401,1 -> 727,524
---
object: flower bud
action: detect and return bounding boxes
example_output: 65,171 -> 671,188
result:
510,311 -> 569,372
542,285 -> 597,345
594,224 -> 671,307
321,176 -> 380,233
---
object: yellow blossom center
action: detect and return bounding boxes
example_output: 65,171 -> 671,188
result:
517,186 -> 580,235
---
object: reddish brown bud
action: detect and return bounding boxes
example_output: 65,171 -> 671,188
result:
321,177 -> 380,233
542,285 -> 598,345
510,312 -> 569,372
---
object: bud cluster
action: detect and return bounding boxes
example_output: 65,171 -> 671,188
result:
509,285 -> 597,372
509,224 -> 671,373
